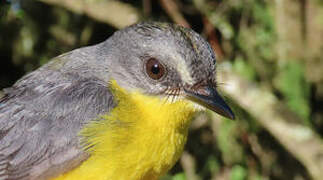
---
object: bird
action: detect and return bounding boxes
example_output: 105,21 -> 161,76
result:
0,22 -> 234,180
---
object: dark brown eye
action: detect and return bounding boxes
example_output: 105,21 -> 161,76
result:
146,58 -> 165,80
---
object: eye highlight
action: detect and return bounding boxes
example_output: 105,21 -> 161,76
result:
146,58 -> 165,80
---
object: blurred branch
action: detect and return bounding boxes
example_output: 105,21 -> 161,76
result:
211,167 -> 230,180
275,0 -> 305,64
180,151 -> 199,180
304,1 -> 323,83
142,0 -> 151,17
159,0 -> 190,28
218,63 -> 323,180
203,17 -> 224,60
37,0 -> 141,29
49,25 -> 76,46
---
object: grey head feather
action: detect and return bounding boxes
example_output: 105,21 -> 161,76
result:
103,22 -> 218,94
0,22 -> 218,179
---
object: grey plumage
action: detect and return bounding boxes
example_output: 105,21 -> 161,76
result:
0,47 -> 115,179
0,22 -> 222,179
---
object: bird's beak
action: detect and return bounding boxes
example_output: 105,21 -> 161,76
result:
184,84 -> 235,120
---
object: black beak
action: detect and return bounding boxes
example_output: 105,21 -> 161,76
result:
184,84 -> 235,120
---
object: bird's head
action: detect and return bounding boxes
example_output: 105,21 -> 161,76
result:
104,22 -> 234,120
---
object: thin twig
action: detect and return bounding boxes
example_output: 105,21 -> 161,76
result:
38,0 -> 141,29
159,0 -> 190,28
203,17 -> 224,60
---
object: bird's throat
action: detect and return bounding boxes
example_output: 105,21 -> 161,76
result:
53,80 -> 196,180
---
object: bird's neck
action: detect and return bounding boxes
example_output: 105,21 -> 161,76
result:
53,81 -> 196,180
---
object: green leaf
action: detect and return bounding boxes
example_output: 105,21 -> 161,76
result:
233,57 -> 257,80
276,61 -> 311,125
230,165 -> 247,180
172,173 -> 186,180
216,119 -> 244,165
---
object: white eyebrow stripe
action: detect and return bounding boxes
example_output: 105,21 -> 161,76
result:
172,54 -> 194,85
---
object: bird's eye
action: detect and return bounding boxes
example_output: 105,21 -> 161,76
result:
146,58 -> 165,80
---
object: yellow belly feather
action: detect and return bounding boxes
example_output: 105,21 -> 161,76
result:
53,81 -> 196,180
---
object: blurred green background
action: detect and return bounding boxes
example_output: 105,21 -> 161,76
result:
1,0 -> 323,179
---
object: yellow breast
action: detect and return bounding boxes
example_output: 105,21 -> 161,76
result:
53,81 -> 196,180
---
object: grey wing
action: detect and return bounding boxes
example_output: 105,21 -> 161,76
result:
0,64 -> 114,179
